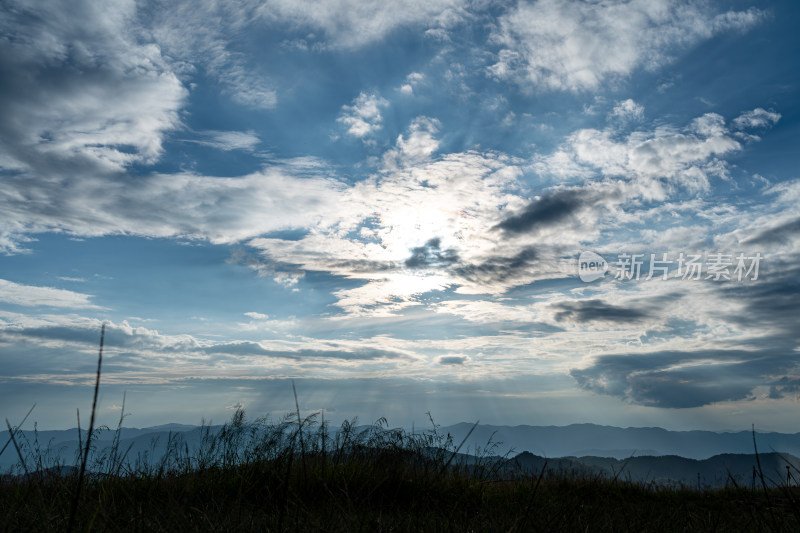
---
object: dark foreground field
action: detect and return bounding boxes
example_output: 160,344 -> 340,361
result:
4,461 -> 800,532
3,409 -> 800,532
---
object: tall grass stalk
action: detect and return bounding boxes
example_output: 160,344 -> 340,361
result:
0,404 -> 34,461
66,322 -> 104,533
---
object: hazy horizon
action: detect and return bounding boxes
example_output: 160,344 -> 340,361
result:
1,0 -> 799,434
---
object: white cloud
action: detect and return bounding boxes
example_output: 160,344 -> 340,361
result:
242,107 -> 777,315
382,116 -> 441,169
399,72 -> 426,95
733,108 -> 782,129
188,130 -> 261,152
223,70 -> 278,110
432,299 -> 537,323
0,279 -> 103,309
337,93 -> 389,138
489,0 -> 766,91
609,99 -> 645,122
689,113 -> 727,136
536,110 -> 751,198
244,312 -> 269,320
0,165 -> 345,252
0,0 -> 187,174
146,0 -> 277,109
331,275 -> 451,317
248,117 -> 530,313
257,0 -> 468,48
0,314 -> 426,383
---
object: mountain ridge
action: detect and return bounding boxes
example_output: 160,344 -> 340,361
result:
438,422 -> 800,460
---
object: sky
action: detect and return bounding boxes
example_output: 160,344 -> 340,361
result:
1,0 -> 799,432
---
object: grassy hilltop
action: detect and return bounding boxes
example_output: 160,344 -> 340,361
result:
3,406 -> 800,532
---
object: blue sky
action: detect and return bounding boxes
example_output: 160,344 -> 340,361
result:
1,0 -> 799,431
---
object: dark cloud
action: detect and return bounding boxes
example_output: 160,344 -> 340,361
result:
551,299 -> 651,324
705,263 -> 800,404
203,342 -> 410,361
571,348 -> 799,408
0,341 -> 102,377
769,376 -> 800,399
742,217 -> 800,245
0,322 -> 410,369
405,238 -> 459,269
1,323 -> 198,354
494,187 -> 612,234
437,355 -> 468,365
329,259 -> 398,273
2,325 -> 104,346
452,247 -> 537,284
718,263 -> 800,337
227,250 -> 305,281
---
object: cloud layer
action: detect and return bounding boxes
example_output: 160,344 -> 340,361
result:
489,0 -> 765,91
1,0 -> 797,430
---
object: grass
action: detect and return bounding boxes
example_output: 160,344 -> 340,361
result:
2,416 -> 800,532
3,327 -> 800,531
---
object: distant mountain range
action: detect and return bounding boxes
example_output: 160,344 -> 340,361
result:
0,424 -> 213,474
502,452 -> 799,489
4,422 -> 800,488
439,422 -> 800,460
